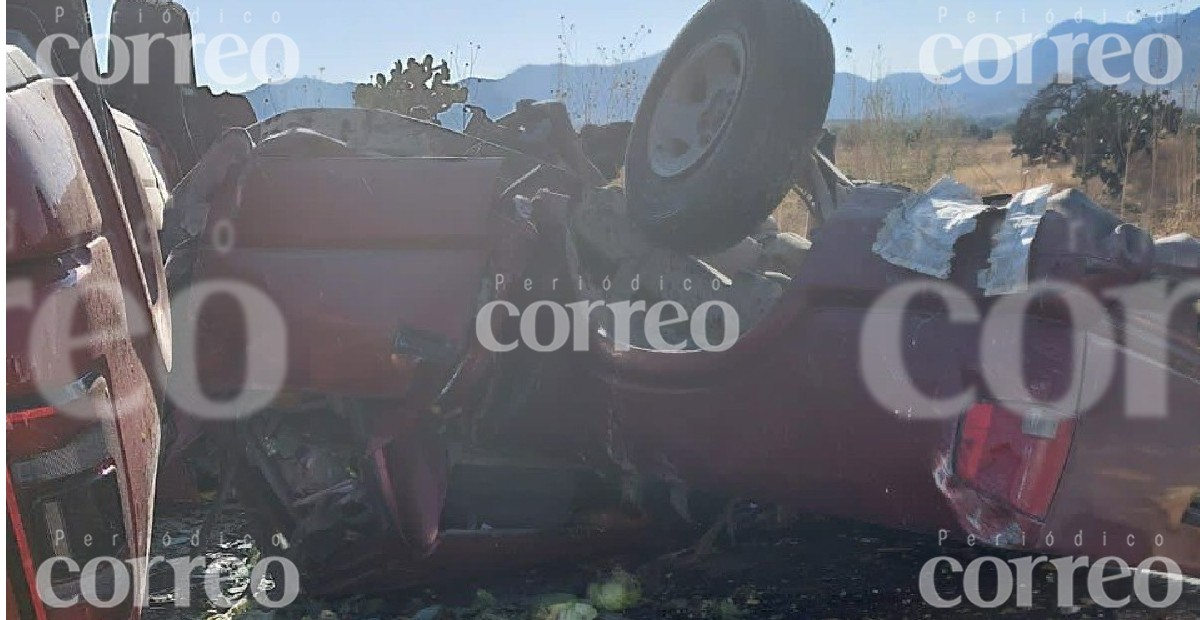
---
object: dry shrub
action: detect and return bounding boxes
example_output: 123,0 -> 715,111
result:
1120,129 -> 1200,237
778,128 -> 1200,239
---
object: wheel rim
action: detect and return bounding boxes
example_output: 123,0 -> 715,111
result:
647,32 -> 747,179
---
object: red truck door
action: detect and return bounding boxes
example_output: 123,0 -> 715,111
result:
7,44 -> 164,620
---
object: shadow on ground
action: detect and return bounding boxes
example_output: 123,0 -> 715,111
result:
144,501 -> 1200,620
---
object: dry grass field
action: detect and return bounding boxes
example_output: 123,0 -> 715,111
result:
775,124 -> 1200,239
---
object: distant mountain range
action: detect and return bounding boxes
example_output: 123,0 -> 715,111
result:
240,7 -> 1199,126
242,77 -> 356,119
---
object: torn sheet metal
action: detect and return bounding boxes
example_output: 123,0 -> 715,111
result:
873,177 -> 1055,296
1155,233 -> 1200,277
872,177 -> 987,279
979,184 -> 1054,296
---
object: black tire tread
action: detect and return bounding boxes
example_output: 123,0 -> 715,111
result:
625,0 -> 834,254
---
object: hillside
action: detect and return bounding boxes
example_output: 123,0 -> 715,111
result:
239,7 -> 1200,125
242,77 -> 356,120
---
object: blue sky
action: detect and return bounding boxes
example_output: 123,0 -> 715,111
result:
84,0 -> 1195,92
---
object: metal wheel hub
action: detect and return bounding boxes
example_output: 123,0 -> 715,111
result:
648,33 -> 747,178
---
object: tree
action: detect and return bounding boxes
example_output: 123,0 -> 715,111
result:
965,123 -> 994,141
1011,80 -> 1183,196
1010,79 -> 1089,163
353,54 -> 468,122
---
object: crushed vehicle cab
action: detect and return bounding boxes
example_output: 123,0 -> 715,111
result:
161,2 -> 1197,597
6,0 -> 1199,616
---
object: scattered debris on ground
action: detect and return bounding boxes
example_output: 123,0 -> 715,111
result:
144,500 -> 1200,620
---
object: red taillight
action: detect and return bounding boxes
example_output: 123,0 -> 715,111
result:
7,377 -> 130,619
955,402 -> 1076,518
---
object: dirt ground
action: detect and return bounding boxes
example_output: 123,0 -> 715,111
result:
143,500 -> 1199,620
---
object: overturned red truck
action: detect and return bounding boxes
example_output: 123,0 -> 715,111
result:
7,0 -> 1199,617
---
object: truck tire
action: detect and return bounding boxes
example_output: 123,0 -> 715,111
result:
624,0 -> 834,254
